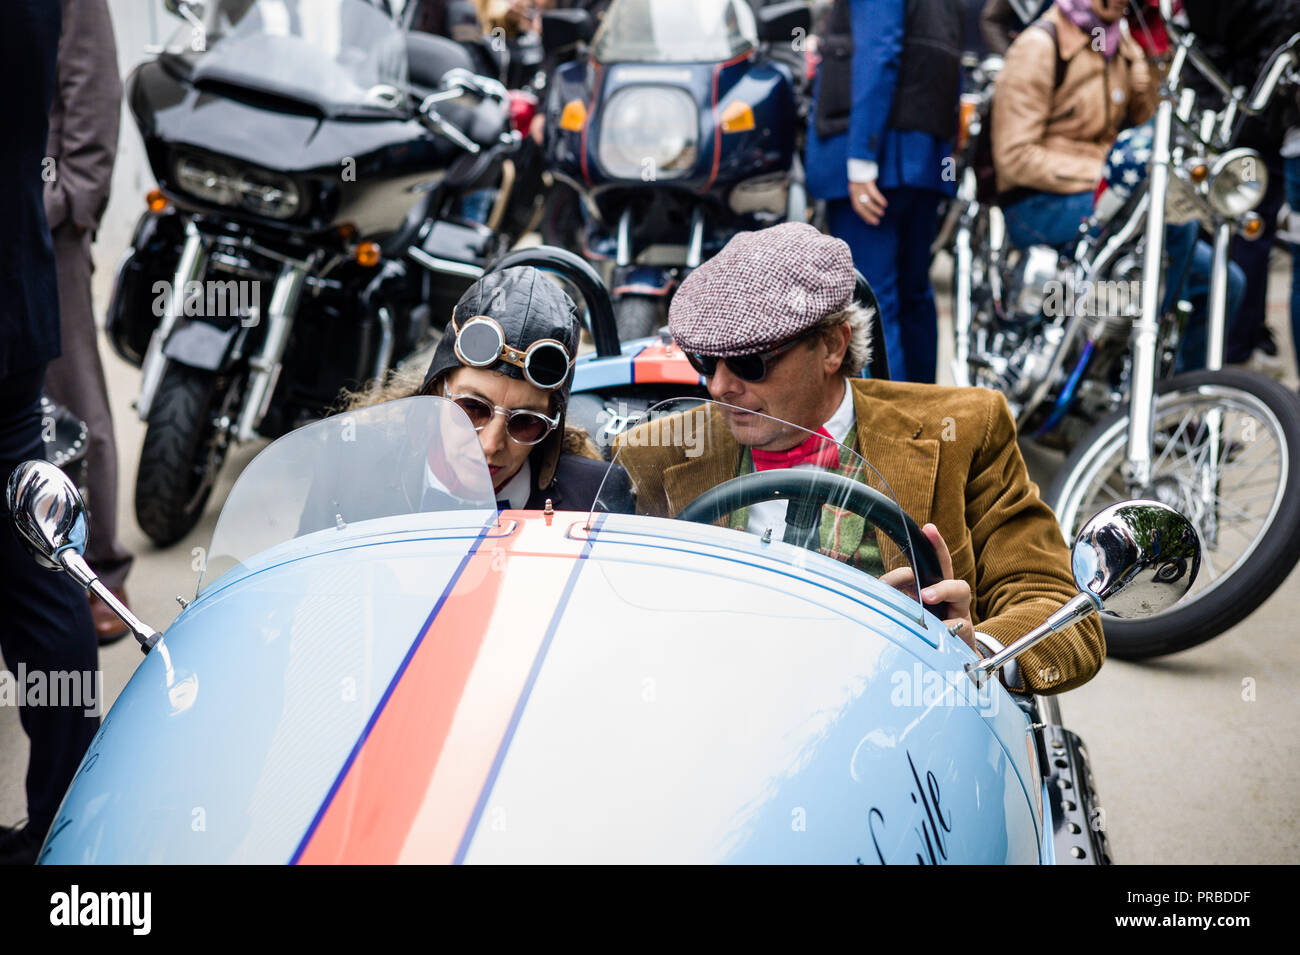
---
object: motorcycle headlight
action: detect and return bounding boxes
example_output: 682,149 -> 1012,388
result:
233,170 -> 302,221
1207,149 -> 1267,218
175,156 -> 238,207
173,156 -> 303,221
597,86 -> 698,180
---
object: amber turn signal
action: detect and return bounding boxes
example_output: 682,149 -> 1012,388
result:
720,100 -> 755,134
355,241 -> 381,267
146,189 -> 168,213
1240,212 -> 1264,240
1188,162 -> 1210,184
559,100 -> 587,132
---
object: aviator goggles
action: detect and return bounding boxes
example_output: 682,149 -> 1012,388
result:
451,314 -> 575,390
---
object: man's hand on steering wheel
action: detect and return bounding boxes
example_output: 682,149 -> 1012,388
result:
880,523 -> 975,650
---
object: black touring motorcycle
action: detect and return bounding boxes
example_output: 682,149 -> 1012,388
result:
109,0 -> 541,545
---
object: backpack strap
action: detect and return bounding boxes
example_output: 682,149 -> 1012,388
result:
1031,18 -> 1068,92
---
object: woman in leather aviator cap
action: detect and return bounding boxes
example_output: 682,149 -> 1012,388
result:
415,266 -> 631,512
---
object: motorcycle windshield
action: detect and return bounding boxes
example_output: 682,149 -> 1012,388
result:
588,398 -> 929,624
200,397 -> 496,593
591,0 -> 757,64
174,0 -> 410,117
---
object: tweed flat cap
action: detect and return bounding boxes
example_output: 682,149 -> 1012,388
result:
668,222 -> 856,356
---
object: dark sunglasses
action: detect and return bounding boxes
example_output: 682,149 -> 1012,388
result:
684,331 -> 813,383
452,314 -> 575,390
444,390 -> 559,445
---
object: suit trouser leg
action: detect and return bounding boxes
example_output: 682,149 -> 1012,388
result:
828,199 -> 903,379
893,187 -> 941,383
42,223 -> 133,591
0,366 -> 101,837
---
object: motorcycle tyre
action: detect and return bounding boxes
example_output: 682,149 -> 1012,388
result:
614,295 -> 663,342
1046,368 -> 1300,660
135,363 -> 237,547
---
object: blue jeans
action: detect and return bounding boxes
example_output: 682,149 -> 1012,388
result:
827,187 -> 942,383
1226,161 -> 1283,363
1286,155 -> 1300,372
1163,221 -> 1245,372
1005,191 -> 1244,373
1003,190 -> 1094,249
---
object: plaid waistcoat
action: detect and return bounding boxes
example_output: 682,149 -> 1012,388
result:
726,422 -> 888,577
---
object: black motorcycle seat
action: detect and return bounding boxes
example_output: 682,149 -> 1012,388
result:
406,32 -> 477,92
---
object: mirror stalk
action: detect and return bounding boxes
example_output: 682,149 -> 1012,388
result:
967,592 -> 1100,683
60,551 -> 162,654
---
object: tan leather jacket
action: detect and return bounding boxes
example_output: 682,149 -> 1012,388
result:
615,378 -> 1106,694
992,6 -> 1158,196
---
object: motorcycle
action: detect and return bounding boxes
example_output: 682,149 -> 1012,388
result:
108,0 -> 531,546
540,0 -> 810,341
949,0 -> 1300,658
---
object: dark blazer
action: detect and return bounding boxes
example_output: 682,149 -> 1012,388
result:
526,452 -> 633,514
0,0 -> 62,378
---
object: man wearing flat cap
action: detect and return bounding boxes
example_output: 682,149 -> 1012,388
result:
615,222 -> 1103,695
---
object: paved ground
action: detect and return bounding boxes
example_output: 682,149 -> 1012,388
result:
3,2 -> 1298,862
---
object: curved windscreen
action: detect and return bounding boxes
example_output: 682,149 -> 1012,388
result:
201,396 -> 496,592
590,398 -> 928,622
172,0 -> 410,116
591,0 -> 757,64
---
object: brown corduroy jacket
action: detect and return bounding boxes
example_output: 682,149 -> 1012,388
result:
615,378 -> 1105,694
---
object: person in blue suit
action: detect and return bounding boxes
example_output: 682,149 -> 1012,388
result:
806,0 -> 963,384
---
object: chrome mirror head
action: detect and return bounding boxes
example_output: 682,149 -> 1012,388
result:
6,460 -> 89,572
1070,500 -> 1200,618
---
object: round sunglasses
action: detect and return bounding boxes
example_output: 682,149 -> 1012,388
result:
683,330 -> 814,383
452,314 -> 575,390
444,390 -> 559,445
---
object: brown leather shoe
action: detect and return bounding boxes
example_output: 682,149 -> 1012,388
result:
89,589 -> 131,646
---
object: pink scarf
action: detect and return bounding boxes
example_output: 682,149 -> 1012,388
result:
1055,0 -> 1122,60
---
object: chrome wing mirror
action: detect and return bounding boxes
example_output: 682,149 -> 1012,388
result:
970,501 -> 1199,683
7,461 -> 160,653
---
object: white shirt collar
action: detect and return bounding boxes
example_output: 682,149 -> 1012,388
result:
822,377 -> 855,447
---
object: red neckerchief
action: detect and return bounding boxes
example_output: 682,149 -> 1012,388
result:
750,427 -> 840,471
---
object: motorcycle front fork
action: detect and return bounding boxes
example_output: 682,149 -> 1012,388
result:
135,218 -> 307,444
136,221 -> 207,421
1124,98 -> 1226,545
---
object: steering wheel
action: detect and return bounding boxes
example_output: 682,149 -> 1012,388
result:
676,469 -> 947,614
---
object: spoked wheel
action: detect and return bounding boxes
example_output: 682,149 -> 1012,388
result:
135,364 -> 243,547
1048,369 -> 1300,659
